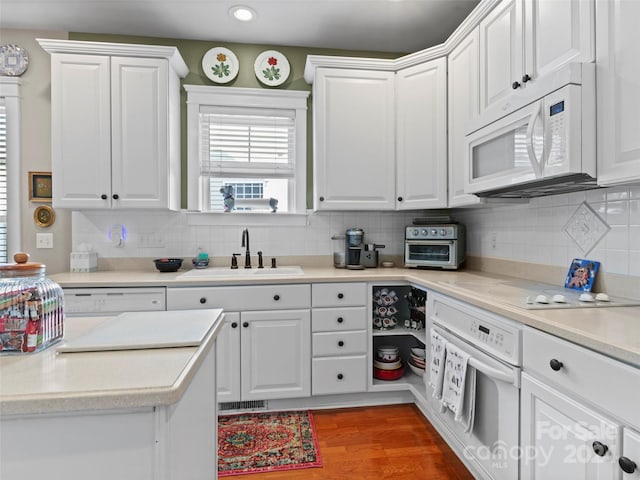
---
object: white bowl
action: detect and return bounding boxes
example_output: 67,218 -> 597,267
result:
373,359 -> 402,370
408,362 -> 425,377
411,347 -> 426,359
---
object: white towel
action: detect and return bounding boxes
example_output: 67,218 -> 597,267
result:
429,329 -> 446,399
441,342 -> 476,433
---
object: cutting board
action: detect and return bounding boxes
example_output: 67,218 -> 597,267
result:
57,309 -> 222,353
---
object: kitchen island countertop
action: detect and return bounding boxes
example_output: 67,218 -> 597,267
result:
0,308 -> 224,416
50,266 -> 640,368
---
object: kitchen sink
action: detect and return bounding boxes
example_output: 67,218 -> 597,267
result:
178,266 -> 304,279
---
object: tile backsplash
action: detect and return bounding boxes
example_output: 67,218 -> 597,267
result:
71,185 -> 640,277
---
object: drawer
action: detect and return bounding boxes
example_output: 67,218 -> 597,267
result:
167,284 -> 310,311
313,330 -> 367,356
312,356 -> 367,395
312,307 -> 367,332
523,327 -> 640,429
312,283 -> 367,307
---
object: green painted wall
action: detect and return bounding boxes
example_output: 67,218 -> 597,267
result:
69,32 -> 404,209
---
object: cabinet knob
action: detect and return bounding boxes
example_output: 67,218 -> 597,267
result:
337,317 -> 344,323
338,340 -> 344,347
522,73 -> 531,83
112,194 -> 119,200
273,294 -> 280,301
199,297 -> 207,304
337,373 -> 344,380
397,196 -> 403,202
512,81 -> 521,89
243,322 -> 249,328
231,322 -> 238,329
319,196 -> 325,202
337,293 -> 344,299
592,441 -> 608,457
549,359 -> 563,371
619,457 -> 637,474
101,194 -> 108,200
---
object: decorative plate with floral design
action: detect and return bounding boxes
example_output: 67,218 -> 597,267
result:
202,47 -> 239,84
254,50 -> 290,87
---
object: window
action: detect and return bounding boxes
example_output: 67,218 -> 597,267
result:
185,86 -> 309,214
0,78 -> 21,264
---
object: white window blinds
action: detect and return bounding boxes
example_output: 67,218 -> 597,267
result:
199,106 -> 296,178
0,99 -> 7,263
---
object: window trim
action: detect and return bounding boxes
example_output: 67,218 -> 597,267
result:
184,85 -> 309,215
0,78 -> 22,261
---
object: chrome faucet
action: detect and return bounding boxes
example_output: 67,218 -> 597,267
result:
241,228 -> 251,268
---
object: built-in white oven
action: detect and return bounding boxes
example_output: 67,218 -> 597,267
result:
426,292 -> 522,480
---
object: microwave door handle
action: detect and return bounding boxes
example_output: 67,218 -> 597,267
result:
468,357 -> 520,387
525,101 -> 544,178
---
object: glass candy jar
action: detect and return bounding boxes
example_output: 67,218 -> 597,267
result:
0,252 -> 64,353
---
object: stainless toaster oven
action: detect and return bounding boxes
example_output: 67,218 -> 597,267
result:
404,224 -> 465,270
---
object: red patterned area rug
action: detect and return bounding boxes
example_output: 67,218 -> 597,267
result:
218,410 -> 322,477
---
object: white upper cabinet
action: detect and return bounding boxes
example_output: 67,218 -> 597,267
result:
39,39 -> 187,210
479,0 -> 594,114
448,27 -> 482,207
313,67 -> 396,211
396,58 -> 447,210
596,0 -> 640,186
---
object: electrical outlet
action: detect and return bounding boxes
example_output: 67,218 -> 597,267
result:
491,232 -> 497,250
36,233 -> 54,249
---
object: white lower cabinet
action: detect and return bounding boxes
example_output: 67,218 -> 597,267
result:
621,429 -> 640,478
311,283 -> 368,395
521,373 -> 621,480
167,285 -> 311,403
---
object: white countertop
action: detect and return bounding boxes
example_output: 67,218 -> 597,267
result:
0,309 -> 224,416
51,266 -> 640,368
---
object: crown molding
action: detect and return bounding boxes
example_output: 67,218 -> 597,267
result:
304,0 -> 502,83
36,38 -> 189,77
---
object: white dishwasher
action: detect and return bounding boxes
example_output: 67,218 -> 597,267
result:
63,287 -> 166,316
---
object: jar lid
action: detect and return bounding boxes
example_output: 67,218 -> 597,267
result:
0,252 -> 46,274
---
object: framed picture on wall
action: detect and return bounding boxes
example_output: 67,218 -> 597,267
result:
28,171 -> 52,202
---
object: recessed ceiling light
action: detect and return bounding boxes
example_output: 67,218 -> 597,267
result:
229,6 -> 256,22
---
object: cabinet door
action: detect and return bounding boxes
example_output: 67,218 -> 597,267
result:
50,54 -> 112,208
240,309 -> 311,400
621,429 -> 640,478
396,58 -> 447,210
596,0 -> 640,186
479,0 -> 524,113
447,27 -> 482,207
521,373 -> 621,480
216,313 -> 241,402
111,57 -> 169,208
523,0 -> 594,83
313,68 -> 395,210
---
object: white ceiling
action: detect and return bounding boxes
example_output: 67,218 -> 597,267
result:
0,0 -> 480,54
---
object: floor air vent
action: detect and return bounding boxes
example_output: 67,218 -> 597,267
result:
219,400 -> 266,411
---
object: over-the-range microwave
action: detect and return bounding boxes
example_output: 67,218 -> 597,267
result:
464,63 -> 596,198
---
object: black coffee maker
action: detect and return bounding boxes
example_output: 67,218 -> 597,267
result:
345,227 -> 365,269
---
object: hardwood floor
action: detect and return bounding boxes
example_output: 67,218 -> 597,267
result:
244,404 -> 474,480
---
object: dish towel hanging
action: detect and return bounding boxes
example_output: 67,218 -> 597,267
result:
441,341 -> 477,433
429,328 -> 446,399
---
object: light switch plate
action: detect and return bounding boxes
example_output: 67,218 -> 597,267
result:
564,202 -> 609,255
36,233 -> 54,249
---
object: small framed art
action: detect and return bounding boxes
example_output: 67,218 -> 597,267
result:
29,171 -> 52,202
564,258 -> 600,292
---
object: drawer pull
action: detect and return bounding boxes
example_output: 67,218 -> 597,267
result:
199,297 -> 207,304
337,373 -> 344,380
592,441 -> 608,457
337,293 -> 344,299
273,294 -> 280,301
231,322 -> 238,329
338,340 -> 344,347
619,457 -> 637,474
243,322 -> 249,328
337,317 -> 344,323
549,359 -> 563,371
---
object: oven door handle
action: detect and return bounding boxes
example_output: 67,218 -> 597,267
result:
406,240 -> 454,246
468,357 -> 520,387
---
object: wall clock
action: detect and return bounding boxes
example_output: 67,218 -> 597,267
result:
34,205 -> 55,228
